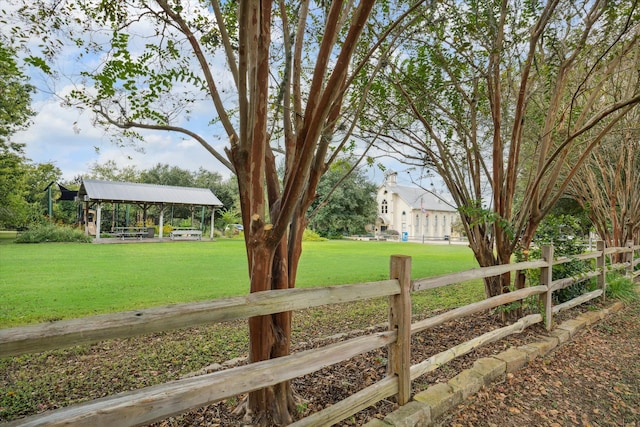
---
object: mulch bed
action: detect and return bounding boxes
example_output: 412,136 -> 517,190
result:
148,306 -> 590,426
3,298 -> 636,426
437,298 -> 640,427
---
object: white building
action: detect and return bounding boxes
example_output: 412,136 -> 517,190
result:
375,172 -> 459,240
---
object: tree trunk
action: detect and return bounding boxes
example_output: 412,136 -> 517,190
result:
244,239 -> 295,425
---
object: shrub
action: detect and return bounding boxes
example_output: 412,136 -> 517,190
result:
157,224 -> 173,235
15,224 -> 92,243
324,231 -> 344,240
606,273 -> 638,301
302,229 -> 326,241
518,214 -> 591,304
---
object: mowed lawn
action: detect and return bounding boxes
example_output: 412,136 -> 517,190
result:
0,239 -> 480,327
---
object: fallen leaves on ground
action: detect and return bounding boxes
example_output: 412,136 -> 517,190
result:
439,300 -> 640,427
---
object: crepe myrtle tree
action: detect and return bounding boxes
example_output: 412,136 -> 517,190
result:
567,106 -> 640,251
6,0 -> 428,423
361,0 -> 640,298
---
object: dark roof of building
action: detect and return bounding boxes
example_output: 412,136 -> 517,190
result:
78,179 -> 224,207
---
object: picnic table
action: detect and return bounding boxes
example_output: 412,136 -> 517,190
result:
113,227 -> 151,240
169,228 -> 203,240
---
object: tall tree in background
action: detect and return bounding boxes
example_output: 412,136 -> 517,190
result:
86,160 -> 140,182
0,41 -> 35,227
308,162 -> 377,237
193,167 -> 238,211
140,163 -> 194,187
567,107 -> 640,248
0,41 -> 34,151
6,0 -> 420,423
24,162 -> 63,221
364,0 -> 640,298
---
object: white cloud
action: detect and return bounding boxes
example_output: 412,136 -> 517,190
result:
14,91 -> 234,181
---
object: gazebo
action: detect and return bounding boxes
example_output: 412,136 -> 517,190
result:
77,179 -> 224,241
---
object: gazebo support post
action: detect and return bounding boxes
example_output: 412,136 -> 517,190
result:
159,204 -> 165,240
210,208 -> 215,240
95,203 -> 102,241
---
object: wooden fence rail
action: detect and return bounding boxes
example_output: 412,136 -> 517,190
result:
1,242 -> 638,426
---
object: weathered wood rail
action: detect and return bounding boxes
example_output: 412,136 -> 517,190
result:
1,241 -> 638,426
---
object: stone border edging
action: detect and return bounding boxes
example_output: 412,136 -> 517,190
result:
364,301 -> 626,427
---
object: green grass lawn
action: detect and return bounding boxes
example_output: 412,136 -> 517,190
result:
0,239 -> 481,327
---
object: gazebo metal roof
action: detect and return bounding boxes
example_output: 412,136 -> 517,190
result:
78,179 -> 224,207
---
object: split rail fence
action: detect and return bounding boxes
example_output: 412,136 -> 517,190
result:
1,241 -> 638,426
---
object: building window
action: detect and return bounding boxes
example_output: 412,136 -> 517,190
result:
381,199 -> 388,214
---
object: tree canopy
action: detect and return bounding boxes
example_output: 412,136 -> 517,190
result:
308,162 -> 377,238
363,0 -> 640,297
0,41 -> 35,152
567,107 -> 640,248
0,40 -> 37,228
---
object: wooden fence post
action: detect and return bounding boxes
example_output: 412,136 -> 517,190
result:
388,255 -> 412,406
597,240 -> 606,301
626,240 -> 634,276
539,245 -> 554,331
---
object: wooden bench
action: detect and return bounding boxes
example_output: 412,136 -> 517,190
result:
113,227 -> 149,240
169,228 -> 202,240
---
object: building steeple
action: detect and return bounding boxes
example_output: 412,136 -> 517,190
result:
385,170 -> 398,185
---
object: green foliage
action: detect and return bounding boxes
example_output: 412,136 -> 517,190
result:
0,41 -> 38,229
14,224 -> 92,244
549,198 -> 592,237
606,273 -> 638,302
0,151 -> 29,228
178,219 -> 193,228
87,160 -> 139,182
193,169 -> 238,212
157,224 -> 173,235
521,214 -> 591,303
218,209 -> 241,231
1,160 -> 66,229
302,228 -> 326,242
308,164 -> 377,237
0,41 -> 35,148
224,227 -> 243,239
24,163 -> 63,219
458,200 -> 514,240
